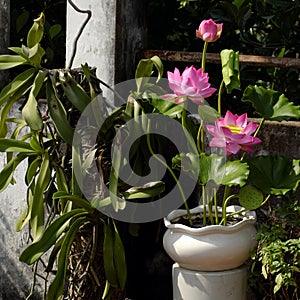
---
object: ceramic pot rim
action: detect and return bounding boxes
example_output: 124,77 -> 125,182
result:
164,205 -> 257,235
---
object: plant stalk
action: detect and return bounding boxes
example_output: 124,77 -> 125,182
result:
146,120 -> 193,225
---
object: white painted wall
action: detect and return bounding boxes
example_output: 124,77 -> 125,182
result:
66,0 -> 117,90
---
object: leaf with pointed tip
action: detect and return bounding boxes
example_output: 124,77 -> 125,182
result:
0,68 -> 36,106
150,96 -> 184,118
53,192 -> 94,213
0,55 -> 28,70
58,71 -> 91,112
103,220 -> 119,288
123,181 -> 165,199
46,79 -> 74,144
0,153 -> 27,192
22,69 -> 48,131
25,44 -> 45,67
27,13 -> 45,48
0,139 -> 35,153
19,209 -> 87,264
135,56 -> 164,93
220,49 -> 240,93
112,220 -> 127,290
49,24 -> 62,39
30,153 -> 51,241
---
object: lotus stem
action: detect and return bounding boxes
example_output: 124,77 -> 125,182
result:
222,194 -> 239,225
213,187 -> 219,224
146,120 -> 193,225
201,42 -> 208,71
218,80 -> 224,115
202,185 -> 206,226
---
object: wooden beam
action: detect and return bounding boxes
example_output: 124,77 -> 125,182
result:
142,50 -> 300,69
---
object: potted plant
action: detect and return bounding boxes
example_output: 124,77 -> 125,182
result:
134,19 -> 299,299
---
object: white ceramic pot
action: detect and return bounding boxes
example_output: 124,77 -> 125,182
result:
163,205 -> 257,271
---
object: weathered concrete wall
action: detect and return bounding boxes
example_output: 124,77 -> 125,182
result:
66,0 -> 147,91
251,119 -> 300,160
66,0 -> 117,90
0,0 -> 10,90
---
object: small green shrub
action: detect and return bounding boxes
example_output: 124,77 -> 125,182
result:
250,198 -> 300,299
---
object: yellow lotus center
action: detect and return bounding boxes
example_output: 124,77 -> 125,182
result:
226,124 -> 243,134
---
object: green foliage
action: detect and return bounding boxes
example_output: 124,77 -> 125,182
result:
103,220 -> 127,291
147,0 -> 300,110
2,5 -> 300,299
135,56 -> 164,93
45,78 -> 74,144
123,181 -> 165,200
0,14 -> 128,299
11,0 -> 66,68
198,153 -> 249,186
238,185 -> 264,210
47,216 -> 87,299
242,85 -> 300,121
220,49 -> 240,93
247,156 -> 300,195
251,199 -> 300,298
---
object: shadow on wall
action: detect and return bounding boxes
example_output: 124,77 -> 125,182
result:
0,208 -> 43,299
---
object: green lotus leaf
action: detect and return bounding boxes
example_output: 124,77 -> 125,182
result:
247,155 -> 300,195
238,185 -> 264,210
242,85 -> 300,121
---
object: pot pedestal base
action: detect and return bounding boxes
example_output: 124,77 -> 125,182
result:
172,263 -> 247,300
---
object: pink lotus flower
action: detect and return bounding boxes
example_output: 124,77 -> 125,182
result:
162,66 -> 217,105
196,19 -> 223,43
206,111 -> 261,155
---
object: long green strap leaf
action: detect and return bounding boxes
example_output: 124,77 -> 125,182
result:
0,74 -> 35,138
30,152 -> 51,241
103,219 -> 127,290
0,138 -> 36,153
25,156 -> 41,185
53,191 -> 94,213
58,71 -> 91,112
0,97 -> 20,138
0,55 -> 28,70
103,220 -> 119,288
46,78 -> 74,144
45,236 -> 64,273
112,220 -> 127,290
19,209 -> 87,264
0,68 -> 36,106
47,216 -> 86,300
0,152 -> 27,192
16,204 -> 30,232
